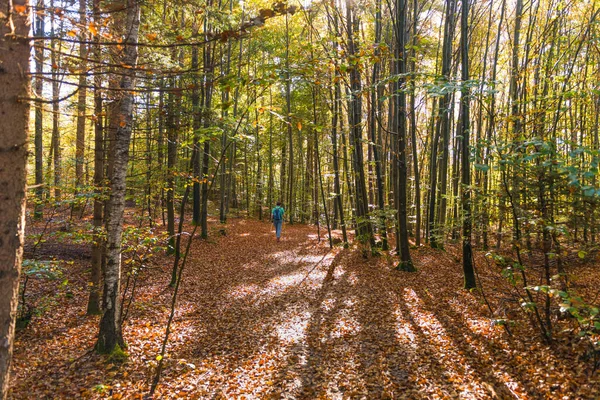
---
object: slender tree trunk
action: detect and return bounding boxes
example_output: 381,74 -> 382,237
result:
200,18 -> 214,238
429,0 -> 455,248
157,80 -> 166,225
268,88 -> 274,209
346,2 -> 373,246
285,12 -> 294,224
96,0 -> 141,353
50,4 -> 62,201
34,0 -> 45,220
485,0 -> 506,250
192,34 -> 202,225
509,0 -> 524,241
75,0 -> 88,192
370,0 -> 388,250
0,1 -> 31,394
461,0 -> 476,289
219,31 -> 233,224
166,78 -> 177,253
87,0 -> 104,315
255,102 -> 263,220
409,0 -> 420,246
332,72 -> 348,245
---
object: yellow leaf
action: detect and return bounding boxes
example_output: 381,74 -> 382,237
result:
67,30 -> 77,37
297,121 -> 302,130
89,22 -> 98,36
146,33 -> 158,41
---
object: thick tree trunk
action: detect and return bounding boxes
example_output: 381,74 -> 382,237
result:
0,0 -> 31,395
394,0 -> 414,270
96,0 -> 141,353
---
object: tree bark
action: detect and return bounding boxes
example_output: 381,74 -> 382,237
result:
346,2 -> 373,246
34,0 -> 45,220
75,0 -> 88,191
461,0 -> 476,289
96,0 -> 141,353
0,0 -> 31,394
394,0 -> 414,270
87,0 -> 104,315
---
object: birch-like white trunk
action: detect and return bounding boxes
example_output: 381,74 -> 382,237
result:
96,0 -> 141,353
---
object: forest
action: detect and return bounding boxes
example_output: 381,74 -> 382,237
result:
1,0 -> 600,397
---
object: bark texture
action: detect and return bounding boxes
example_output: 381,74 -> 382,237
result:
96,0 -> 141,353
0,0 -> 31,395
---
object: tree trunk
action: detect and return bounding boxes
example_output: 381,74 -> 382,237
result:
96,0 -> 141,353
87,0 -> 104,315
346,2 -> 373,246
50,3 -> 62,201
429,0 -> 455,248
166,78 -> 177,253
34,0 -> 45,220
370,0 -> 388,250
461,0 -> 476,289
192,35 -> 202,226
394,0 -> 414,270
0,0 -> 31,394
285,12 -> 294,224
409,0 -> 420,246
75,0 -> 88,191
200,22 -> 214,238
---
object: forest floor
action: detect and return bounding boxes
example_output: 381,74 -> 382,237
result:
8,216 -> 600,399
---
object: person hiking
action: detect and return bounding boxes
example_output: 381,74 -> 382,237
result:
271,202 -> 285,242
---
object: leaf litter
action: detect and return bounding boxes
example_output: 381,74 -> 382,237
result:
9,217 -> 600,399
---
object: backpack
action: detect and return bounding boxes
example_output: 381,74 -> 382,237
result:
273,207 -> 283,221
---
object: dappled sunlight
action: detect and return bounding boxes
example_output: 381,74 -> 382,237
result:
393,305 -> 418,350
14,218 -> 598,398
328,306 -> 361,340
402,287 -> 485,395
226,283 -> 260,300
274,309 -> 310,344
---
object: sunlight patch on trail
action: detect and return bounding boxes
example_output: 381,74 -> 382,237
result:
274,309 -> 311,344
226,283 -> 260,300
393,305 -> 418,350
402,287 -> 486,396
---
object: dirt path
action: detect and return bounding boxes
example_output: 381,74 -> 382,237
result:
9,218 -> 600,399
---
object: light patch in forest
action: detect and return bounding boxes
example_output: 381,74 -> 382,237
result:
227,283 -> 260,300
402,287 -> 484,393
393,305 -> 418,350
275,310 -> 310,344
